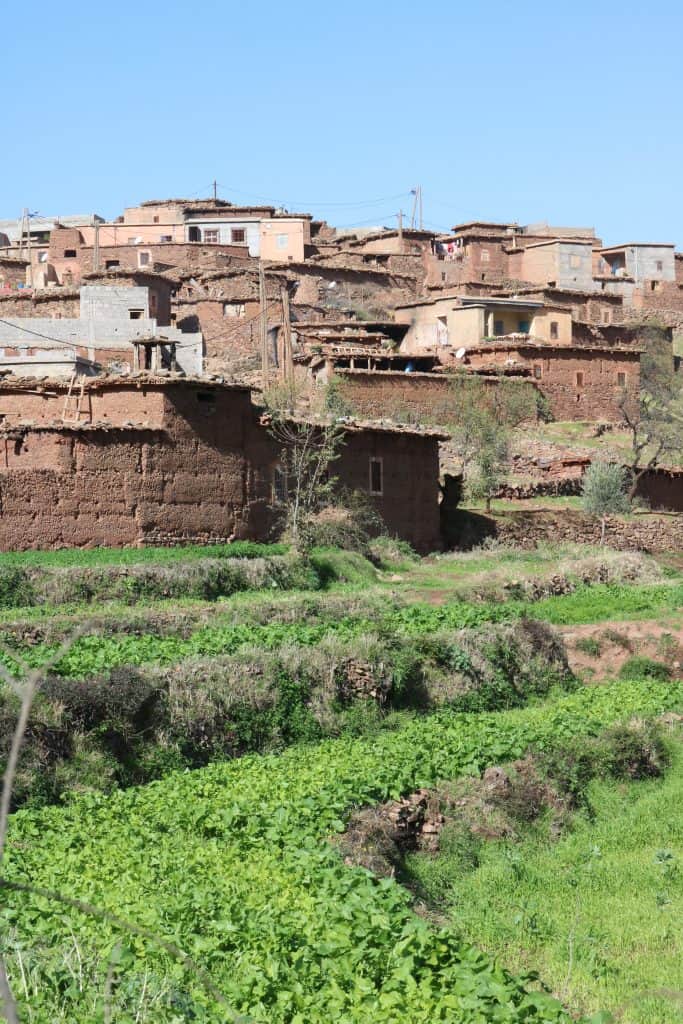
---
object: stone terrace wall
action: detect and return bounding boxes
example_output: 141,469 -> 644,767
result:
482,509 -> 683,553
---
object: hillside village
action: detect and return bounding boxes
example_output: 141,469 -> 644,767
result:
0,197 -> 681,550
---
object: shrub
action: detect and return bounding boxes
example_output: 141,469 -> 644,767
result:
575,637 -> 602,657
619,656 -> 671,681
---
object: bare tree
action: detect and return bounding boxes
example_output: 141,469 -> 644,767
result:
267,416 -> 345,548
619,331 -> 683,500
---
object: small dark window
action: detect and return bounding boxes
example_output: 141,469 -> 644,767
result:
105,260 -> 120,269
369,457 -> 383,495
617,371 -> 626,386
656,260 -> 663,272
493,320 -> 505,336
549,320 -> 559,340
518,319 -> 530,333
576,371 -> 584,388
188,226 -> 201,242
129,309 -> 144,320
64,249 -> 77,258
231,228 -> 246,244
651,280 -> 661,292
196,391 -> 216,403
153,215 -> 160,224
160,235 -> 172,242
533,364 -> 542,380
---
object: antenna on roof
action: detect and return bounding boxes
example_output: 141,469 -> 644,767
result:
212,180 -> 218,201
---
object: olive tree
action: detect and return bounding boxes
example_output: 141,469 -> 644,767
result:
581,461 -> 631,544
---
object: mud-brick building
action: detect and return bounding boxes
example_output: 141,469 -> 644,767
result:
464,341 -> 641,421
0,376 -> 443,552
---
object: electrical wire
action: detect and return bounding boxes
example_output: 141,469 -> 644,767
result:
0,317 -> 82,350
208,183 -> 413,210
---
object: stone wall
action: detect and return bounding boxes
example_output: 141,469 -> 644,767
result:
474,508 -> 683,553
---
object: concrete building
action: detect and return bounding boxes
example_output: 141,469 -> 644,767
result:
0,213 -> 104,249
598,243 -> 676,284
82,198 -> 313,262
0,283 -> 203,375
507,239 -> 595,291
395,295 -> 572,351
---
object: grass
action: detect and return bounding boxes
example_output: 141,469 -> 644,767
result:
406,736 -> 683,1024
0,540 -> 288,568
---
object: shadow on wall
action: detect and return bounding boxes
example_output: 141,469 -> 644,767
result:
440,473 -> 498,551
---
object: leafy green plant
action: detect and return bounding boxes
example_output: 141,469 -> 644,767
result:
2,678 -> 680,1023
619,656 -> 672,681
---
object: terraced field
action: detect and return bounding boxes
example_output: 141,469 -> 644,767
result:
0,540 -> 681,1022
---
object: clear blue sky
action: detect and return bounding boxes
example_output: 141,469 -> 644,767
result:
2,0 -> 682,246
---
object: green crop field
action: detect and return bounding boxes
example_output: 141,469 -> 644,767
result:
0,541 -> 681,1023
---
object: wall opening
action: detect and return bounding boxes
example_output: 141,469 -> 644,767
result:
369,457 -> 383,495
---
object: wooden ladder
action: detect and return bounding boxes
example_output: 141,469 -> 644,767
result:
62,374 -> 87,422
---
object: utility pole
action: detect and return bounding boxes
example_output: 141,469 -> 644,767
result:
93,220 -> 100,272
280,284 -> 294,388
259,261 -> 269,388
24,209 -> 32,287
409,186 -> 423,230
212,179 -> 218,201
397,209 -> 404,251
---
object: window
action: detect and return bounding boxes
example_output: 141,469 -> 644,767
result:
204,229 -> 219,244
153,215 -> 159,224
38,251 -> 48,263
533,364 -> 542,380
223,302 -> 246,318
188,226 -> 201,242
276,234 -> 288,250
480,249 -> 490,262
150,292 -> 157,313
63,249 -> 77,258
518,319 -> 530,333
656,260 -> 663,272
105,260 -> 120,270
651,280 -> 661,292
369,457 -> 383,496
231,228 -> 246,244
602,310 -> 611,324
617,371 -> 627,387
575,371 -> 584,388
160,234 -> 172,243
493,320 -> 505,336
138,251 -> 151,267
129,309 -> 144,320
549,320 -> 559,340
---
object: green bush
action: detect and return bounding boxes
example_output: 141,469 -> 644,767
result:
619,656 -> 672,681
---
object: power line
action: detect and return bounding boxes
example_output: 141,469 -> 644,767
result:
212,183 -> 412,210
0,317 -> 83,350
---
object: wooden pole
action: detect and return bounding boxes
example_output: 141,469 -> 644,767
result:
397,209 -> 404,252
259,262 -> 269,388
281,284 -> 294,386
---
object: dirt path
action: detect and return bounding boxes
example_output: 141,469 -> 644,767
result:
561,619 -> 683,680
